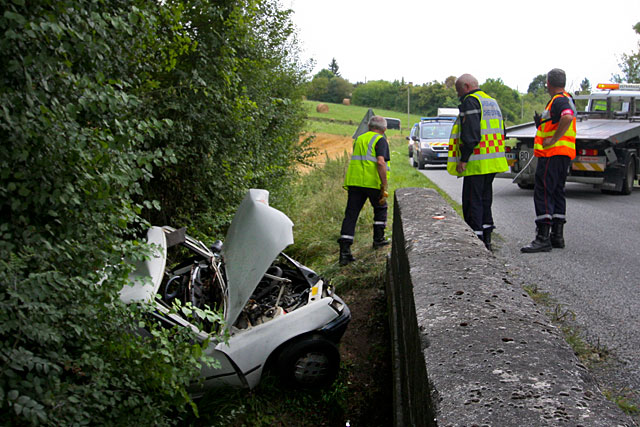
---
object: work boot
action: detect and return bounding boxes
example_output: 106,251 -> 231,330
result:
338,240 -> 355,266
521,224 -> 552,253
482,229 -> 492,251
372,226 -> 390,248
550,223 -> 565,248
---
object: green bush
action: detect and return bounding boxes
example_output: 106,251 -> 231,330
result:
0,0 -> 308,424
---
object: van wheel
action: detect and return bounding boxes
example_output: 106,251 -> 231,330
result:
621,157 -> 635,195
277,335 -> 340,388
517,182 -> 534,190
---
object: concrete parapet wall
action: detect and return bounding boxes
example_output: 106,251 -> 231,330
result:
387,187 -> 631,426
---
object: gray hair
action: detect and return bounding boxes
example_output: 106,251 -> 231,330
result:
368,115 -> 387,131
455,74 -> 479,91
547,68 -> 566,88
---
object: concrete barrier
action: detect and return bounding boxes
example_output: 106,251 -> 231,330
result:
387,187 -> 632,426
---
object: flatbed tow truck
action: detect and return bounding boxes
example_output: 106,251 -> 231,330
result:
498,83 -> 640,194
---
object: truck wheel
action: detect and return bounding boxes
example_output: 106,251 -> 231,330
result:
517,182 -> 534,190
277,335 -> 340,388
621,157 -> 636,195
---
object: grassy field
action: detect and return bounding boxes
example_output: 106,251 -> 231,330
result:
303,99 -> 425,137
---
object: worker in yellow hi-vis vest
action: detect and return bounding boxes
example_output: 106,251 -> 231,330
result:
447,74 -> 508,250
338,115 -> 391,266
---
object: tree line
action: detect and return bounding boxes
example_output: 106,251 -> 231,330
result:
306,30 -> 640,126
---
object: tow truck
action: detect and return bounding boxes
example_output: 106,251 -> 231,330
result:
498,83 -> 640,194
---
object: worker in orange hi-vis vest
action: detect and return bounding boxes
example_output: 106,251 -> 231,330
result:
521,68 -> 577,253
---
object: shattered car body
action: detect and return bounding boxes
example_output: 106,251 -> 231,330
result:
121,189 -> 351,390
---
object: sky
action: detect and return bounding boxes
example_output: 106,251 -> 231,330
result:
286,0 -> 640,93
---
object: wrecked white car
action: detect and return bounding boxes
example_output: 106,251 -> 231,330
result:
120,189 -> 351,390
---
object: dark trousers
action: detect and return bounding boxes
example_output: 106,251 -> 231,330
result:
533,155 -> 570,225
462,173 -> 496,237
339,186 -> 387,241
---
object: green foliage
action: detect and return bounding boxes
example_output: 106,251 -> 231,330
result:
613,22 -> 640,83
351,80 -> 410,112
306,69 -> 353,104
480,78 -> 522,125
1,0 -> 308,425
528,74 -> 547,94
411,81 -> 458,116
141,0 -> 310,234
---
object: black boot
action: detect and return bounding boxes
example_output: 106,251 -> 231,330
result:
482,229 -> 492,251
372,226 -> 390,248
551,223 -> 565,248
521,224 -> 552,253
338,240 -> 355,266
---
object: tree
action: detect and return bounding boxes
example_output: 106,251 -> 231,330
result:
528,74 -> 547,94
411,82 -> 458,116
445,75 -> 457,89
481,78 -> 521,124
580,77 -> 592,93
328,57 -> 340,76
613,22 -> 640,83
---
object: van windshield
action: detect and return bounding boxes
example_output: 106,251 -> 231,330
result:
421,123 -> 453,139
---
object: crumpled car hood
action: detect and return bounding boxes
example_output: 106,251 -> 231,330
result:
222,189 -> 294,326
120,189 -> 294,328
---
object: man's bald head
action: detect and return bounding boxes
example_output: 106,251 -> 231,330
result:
455,74 -> 479,97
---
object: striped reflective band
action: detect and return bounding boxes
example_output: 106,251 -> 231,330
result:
572,162 -> 604,172
351,134 -> 390,171
448,151 -> 506,162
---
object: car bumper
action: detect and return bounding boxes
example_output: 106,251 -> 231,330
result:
419,149 -> 448,164
319,294 -> 351,343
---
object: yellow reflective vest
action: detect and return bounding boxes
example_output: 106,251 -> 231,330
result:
447,90 -> 509,177
344,131 -> 390,189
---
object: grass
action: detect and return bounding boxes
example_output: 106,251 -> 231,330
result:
304,100 -> 426,130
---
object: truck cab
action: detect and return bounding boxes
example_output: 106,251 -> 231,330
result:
499,83 -> 640,194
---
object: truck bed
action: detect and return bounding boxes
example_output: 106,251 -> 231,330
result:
506,118 -> 640,144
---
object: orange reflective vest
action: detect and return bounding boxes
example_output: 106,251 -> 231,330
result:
534,92 -> 576,159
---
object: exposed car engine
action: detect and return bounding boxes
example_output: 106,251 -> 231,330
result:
160,236 -> 320,332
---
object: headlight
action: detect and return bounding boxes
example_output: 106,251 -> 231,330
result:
420,141 -> 431,149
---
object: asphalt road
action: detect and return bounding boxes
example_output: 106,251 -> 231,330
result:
412,159 -> 640,397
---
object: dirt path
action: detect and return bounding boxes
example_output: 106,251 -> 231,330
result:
300,132 -> 353,173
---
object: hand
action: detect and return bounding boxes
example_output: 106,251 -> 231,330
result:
542,137 -> 554,147
378,190 -> 388,206
456,162 -> 467,173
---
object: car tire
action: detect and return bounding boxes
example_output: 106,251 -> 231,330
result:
276,335 -> 340,388
417,155 -> 425,170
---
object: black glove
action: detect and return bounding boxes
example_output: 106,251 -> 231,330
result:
533,111 -> 542,128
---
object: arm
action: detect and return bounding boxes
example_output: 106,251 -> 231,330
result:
377,156 -> 388,190
543,114 -> 573,147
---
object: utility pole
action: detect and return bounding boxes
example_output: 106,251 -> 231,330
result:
407,82 -> 413,133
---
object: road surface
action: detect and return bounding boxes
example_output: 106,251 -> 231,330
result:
414,161 -> 640,402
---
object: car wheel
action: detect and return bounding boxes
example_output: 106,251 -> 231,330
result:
417,154 -> 425,170
517,182 -> 534,190
277,335 -> 340,388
